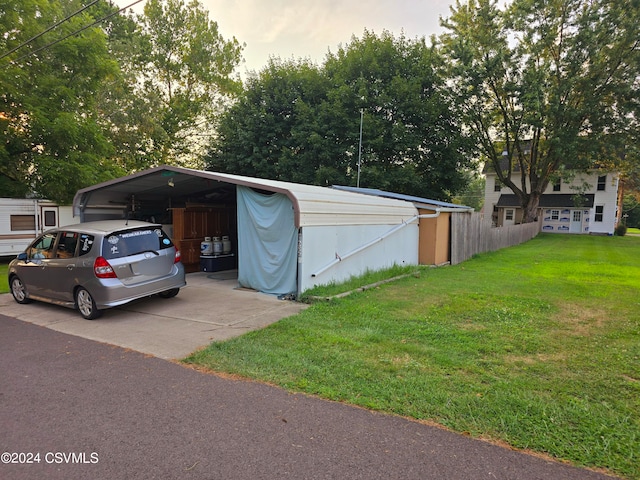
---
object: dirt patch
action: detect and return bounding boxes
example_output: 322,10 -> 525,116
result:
552,303 -> 609,336
504,352 -> 569,365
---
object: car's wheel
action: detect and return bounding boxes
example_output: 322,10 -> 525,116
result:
159,288 -> 180,299
75,287 -> 102,320
9,276 -> 32,304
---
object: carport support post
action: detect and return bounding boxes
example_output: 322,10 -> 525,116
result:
296,229 -> 303,298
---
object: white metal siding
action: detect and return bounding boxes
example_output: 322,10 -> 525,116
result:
590,175 -> 619,234
298,222 -> 419,293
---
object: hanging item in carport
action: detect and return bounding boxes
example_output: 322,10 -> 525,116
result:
236,186 -> 297,296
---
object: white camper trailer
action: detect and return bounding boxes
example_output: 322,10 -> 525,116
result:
0,198 -> 74,257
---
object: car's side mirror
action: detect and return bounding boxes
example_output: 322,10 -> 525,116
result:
17,252 -> 28,262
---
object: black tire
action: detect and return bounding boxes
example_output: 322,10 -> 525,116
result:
75,287 -> 102,320
159,288 -> 180,299
9,276 -> 32,304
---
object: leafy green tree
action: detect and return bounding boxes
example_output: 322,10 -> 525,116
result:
1,0 -> 244,201
452,172 -> 485,211
439,0 -> 640,222
208,30 -> 473,199
323,30 -> 474,199
130,0 -> 244,167
208,58 -> 345,185
0,0 -> 126,203
622,193 -> 640,228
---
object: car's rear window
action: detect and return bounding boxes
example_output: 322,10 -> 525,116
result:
101,227 -> 174,260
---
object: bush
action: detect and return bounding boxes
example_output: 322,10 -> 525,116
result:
615,223 -> 628,236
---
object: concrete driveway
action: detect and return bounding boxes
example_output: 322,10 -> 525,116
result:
0,271 -> 306,359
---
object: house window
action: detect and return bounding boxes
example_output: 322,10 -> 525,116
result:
10,215 -> 35,231
572,211 -> 581,222
494,179 -> 502,192
551,210 -> 560,220
597,175 -> 606,191
595,205 -> 604,222
505,209 -> 514,221
44,210 -> 57,227
553,179 -> 561,192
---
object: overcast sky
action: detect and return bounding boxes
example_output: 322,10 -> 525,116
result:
115,0 -> 455,75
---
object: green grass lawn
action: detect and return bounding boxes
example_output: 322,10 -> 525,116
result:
186,234 -> 640,479
0,263 -> 8,293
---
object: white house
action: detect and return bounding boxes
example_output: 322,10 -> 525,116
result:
484,169 -> 621,235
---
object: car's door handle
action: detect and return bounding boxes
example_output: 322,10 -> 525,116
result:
67,264 -> 75,270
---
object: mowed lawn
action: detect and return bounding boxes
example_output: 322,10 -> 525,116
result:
186,234 -> 640,479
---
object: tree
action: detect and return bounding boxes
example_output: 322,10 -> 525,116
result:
622,193 -> 640,228
452,172 -> 485,211
439,0 -> 640,222
0,0 -> 126,203
130,0 -> 243,167
207,58 -> 346,185
1,0 -> 245,201
208,31 -> 474,199
323,30 -> 474,199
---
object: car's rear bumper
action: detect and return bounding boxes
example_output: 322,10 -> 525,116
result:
89,264 -> 187,309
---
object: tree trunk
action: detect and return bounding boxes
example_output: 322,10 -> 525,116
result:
522,193 -> 541,224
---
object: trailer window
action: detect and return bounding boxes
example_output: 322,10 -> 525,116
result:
10,215 -> 35,231
44,210 -> 57,227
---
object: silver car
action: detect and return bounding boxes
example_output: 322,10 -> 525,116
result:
8,220 -> 186,320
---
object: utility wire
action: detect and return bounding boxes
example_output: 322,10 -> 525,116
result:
0,0 -> 101,61
8,0 -> 145,65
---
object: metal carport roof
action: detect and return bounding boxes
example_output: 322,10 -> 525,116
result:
72,165 -> 418,227
332,186 -> 474,212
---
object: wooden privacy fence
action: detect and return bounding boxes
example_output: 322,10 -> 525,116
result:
450,212 -> 541,265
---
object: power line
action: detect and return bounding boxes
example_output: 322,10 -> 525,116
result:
8,0 -> 146,65
0,0 -> 101,61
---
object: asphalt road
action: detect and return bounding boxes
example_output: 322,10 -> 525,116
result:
1,315 -> 618,480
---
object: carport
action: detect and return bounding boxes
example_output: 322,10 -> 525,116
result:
72,166 -> 419,296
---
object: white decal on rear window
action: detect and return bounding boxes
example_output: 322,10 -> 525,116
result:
120,230 -> 153,238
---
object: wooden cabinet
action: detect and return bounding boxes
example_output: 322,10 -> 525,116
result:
173,210 -> 207,240
171,206 -> 235,272
174,239 -> 202,268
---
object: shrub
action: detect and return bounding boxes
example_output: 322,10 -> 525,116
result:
615,223 -> 628,236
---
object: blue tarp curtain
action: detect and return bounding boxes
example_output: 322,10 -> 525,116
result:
236,186 -> 298,295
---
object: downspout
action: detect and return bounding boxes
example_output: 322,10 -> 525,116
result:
310,210 -> 441,278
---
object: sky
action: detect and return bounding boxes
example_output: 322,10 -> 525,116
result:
114,0 -> 456,75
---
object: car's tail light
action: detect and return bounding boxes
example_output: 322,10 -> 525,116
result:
174,248 -> 181,264
94,256 -> 116,278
